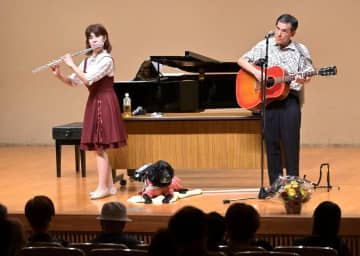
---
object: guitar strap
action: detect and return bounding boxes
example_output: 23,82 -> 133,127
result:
293,42 -> 313,69
292,42 -> 312,106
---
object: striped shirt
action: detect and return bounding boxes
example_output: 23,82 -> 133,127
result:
69,50 -> 114,86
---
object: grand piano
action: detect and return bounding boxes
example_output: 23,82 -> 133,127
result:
108,51 -> 261,172
113,51 -> 240,112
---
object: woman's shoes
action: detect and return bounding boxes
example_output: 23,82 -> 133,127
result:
109,187 -> 117,195
90,189 -> 111,200
89,186 -> 117,199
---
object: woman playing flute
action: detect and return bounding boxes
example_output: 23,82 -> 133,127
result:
51,24 -> 127,200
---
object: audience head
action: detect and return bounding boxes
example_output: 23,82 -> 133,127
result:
0,203 -> 8,221
97,201 -> 132,233
312,201 -> 341,237
0,203 -> 26,256
206,211 -> 225,250
25,195 -> 55,232
168,206 -> 207,246
149,228 -> 177,256
225,203 -> 260,242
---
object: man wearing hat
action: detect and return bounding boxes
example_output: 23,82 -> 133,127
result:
89,202 -> 141,248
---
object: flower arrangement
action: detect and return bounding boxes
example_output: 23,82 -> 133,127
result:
275,176 -> 313,203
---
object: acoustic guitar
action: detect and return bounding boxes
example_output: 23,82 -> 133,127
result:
235,65 -> 337,110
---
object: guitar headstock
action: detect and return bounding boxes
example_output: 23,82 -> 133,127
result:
318,66 -> 337,76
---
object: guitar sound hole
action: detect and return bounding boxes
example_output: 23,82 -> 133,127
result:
266,77 -> 275,87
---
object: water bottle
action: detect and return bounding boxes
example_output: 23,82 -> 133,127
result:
123,93 -> 131,117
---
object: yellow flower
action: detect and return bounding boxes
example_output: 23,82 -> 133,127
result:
290,180 -> 298,187
276,176 -> 312,203
287,188 -> 296,197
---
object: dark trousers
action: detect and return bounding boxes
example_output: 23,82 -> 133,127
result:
264,93 -> 301,185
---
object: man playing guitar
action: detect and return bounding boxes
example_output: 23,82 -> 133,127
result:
237,14 -> 314,186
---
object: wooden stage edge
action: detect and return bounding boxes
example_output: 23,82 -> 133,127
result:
2,146 -> 360,254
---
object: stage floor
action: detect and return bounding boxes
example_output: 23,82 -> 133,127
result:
0,146 -> 360,217
1,145 -> 360,235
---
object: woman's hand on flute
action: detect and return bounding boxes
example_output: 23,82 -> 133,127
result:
51,65 -> 60,77
61,53 -> 76,70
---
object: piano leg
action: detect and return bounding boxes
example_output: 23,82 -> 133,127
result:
55,142 -> 61,177
80,150 -> 86,177
75,144 -> 80,173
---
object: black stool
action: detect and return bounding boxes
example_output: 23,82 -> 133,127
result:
52,122 -> 86,177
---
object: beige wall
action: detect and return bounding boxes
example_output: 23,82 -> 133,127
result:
0,0 -> 358,145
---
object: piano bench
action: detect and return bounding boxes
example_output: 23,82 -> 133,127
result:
52,122 -> 86,177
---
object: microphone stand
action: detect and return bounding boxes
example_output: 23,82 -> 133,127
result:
223,33 -> 272,204
258,33 -> 271,199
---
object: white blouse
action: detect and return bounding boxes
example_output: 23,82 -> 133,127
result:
69,50 -> 114,86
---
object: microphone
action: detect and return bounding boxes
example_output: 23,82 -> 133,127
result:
265,31 -> 275,38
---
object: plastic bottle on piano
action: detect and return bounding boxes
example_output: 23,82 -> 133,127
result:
123,93 -> 132,117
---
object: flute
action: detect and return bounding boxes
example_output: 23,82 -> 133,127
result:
32,45 -> 102,73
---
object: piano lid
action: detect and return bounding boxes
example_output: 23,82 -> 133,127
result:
150,51 -> 239,74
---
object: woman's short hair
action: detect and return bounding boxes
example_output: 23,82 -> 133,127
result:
85,24 -> 112,53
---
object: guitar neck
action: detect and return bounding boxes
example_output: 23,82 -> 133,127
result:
277,70 -> 317,84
